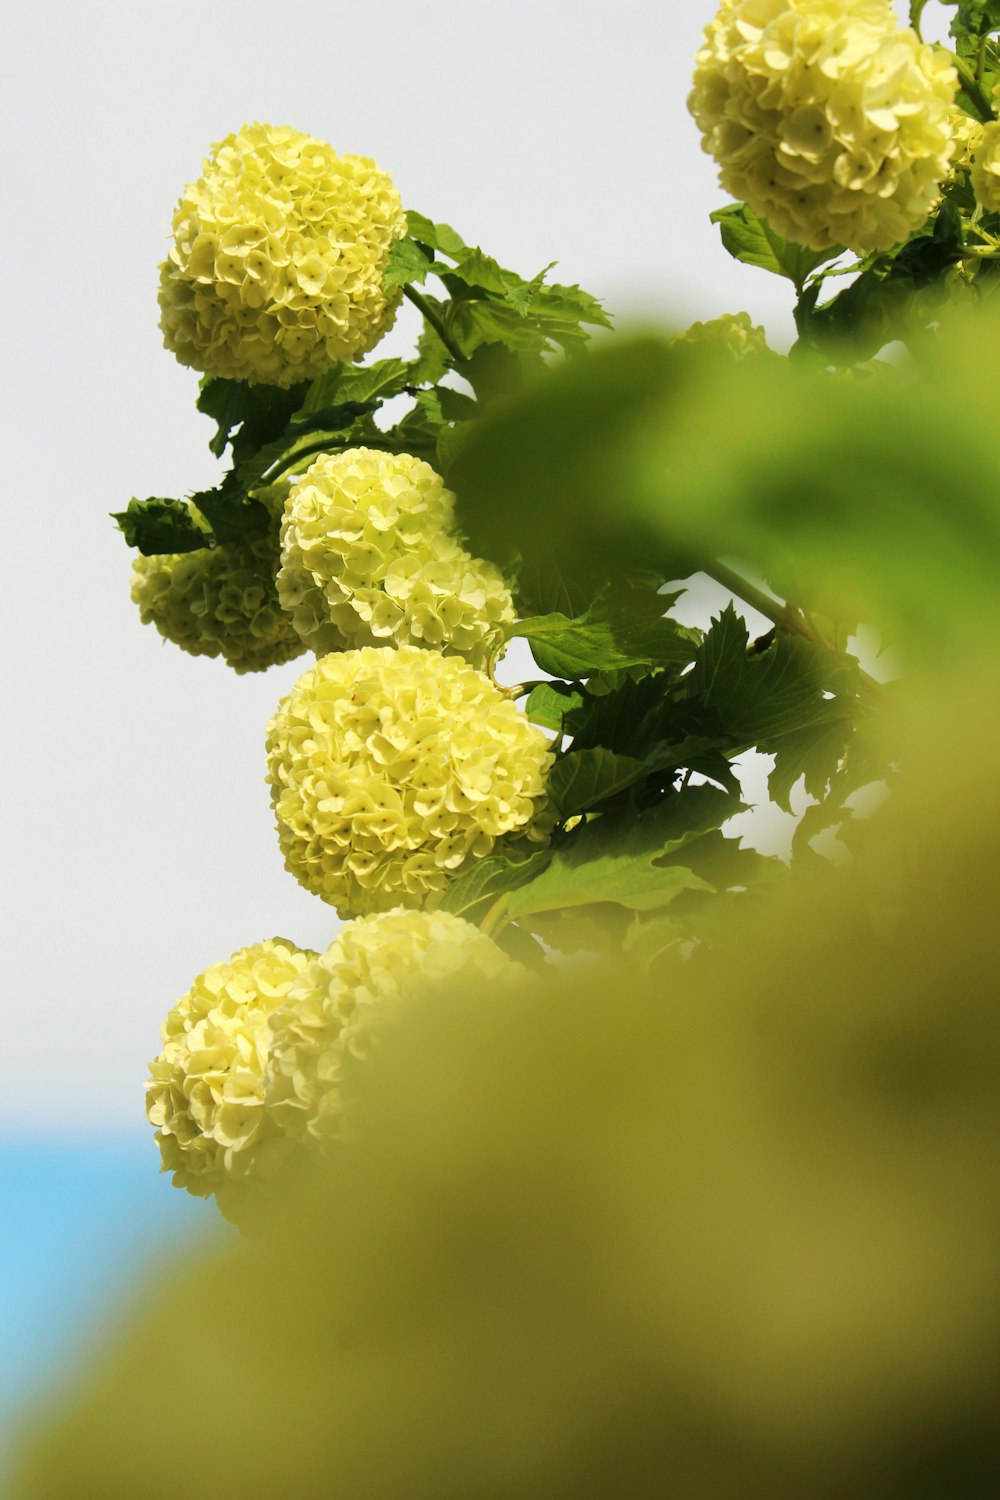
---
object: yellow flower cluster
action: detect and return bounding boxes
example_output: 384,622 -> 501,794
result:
277,448 -> 515,666
130,493 -> 306,674
950,109 -> 985,174
689,0 -> 958,253
971,91 -> 1000,211
145,938 -> 316,1222
158,123 -> 406,386
668,311 -> 771,357
266,645 -> 553,916
266,909 -> 519,1147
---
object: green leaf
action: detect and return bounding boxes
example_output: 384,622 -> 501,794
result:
710,202 -> 842,288
404,211 -> 468,259
687,606 -> 840,748
950,0 -> 1000,39
524,682 -> 585,732
299,359 -> 414,408
506,786 -> 736,919
548,748 -> 660,818
112,498 -> 208,555
438,847 -> 551,924
382,235 -> 434,292
514,590 -> 698,678
187,472 -> 270,546
767,714 -> 854,813
435,385 -> 479,422
196,378 -> 310,462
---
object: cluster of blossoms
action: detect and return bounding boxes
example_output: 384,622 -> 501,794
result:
266,644 -> 553,916
130,489 -> 307,673
689,0 -> 958,253
145,938 -> 316,1223
266,909 -> 519,1147
277,448 -> 515,666
146,912 -> 517,1220
971,83 -> 1000,213
158,123 -> 405,386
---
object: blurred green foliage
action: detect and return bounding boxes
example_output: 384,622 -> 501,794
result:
17,299 -> 1000,1498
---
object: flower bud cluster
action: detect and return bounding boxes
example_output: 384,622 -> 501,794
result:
278,448 -> 515,666
689,0 -> 957,253
266,645 -> 553,916
158,123 -> 405,386
145,938 -> 317,1222
130,492 -> 306,674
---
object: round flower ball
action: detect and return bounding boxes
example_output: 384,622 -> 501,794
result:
266,909 -> 521,1147
266,645 -> 553,916
158,122 -> 406,387
146,937 -> 317,1223
689,0 -> 957,253
130,492 -> 307,674
972,121 -> 1000,213
277,448 -> 515,667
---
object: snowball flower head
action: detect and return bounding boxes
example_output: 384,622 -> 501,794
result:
130,492 -> 306,674
266,909 -> 520,1147
277,448 -> 515,666
158,123 -> 406,386
146,938 -> 317,1223
689,0 -> 958,253
972,121 -> 1000,212
266,645 -> 553,916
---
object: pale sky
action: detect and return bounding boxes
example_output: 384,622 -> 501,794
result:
1,0 -> 926,1131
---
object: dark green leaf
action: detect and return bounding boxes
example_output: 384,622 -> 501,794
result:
548,748 -> 659,818
196,378 -> 309,462
188,472 -> 269,546
112,498 -> 208,555
687,606 -> 841,749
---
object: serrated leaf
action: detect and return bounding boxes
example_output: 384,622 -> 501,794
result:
515,591 -> 699,678
506,786 -> 738,918
438,848 -> 551,923
188,473 -> 269,546
688,605 -> 838,748
196,378 -> 310,463
710,202 -> 842,288
524,682 -> 585,732
382,236 -> 434,292
299,359 -> 414,408
548,748 -> 657,817
767,714 -> 854,813
112,497 -> 208,555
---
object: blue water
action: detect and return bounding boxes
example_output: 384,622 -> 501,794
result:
1,1137 -> 221,1453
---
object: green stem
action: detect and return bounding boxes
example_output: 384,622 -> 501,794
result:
702,559 -> 884,701
261,435 -> 396,485
976,34 -> 989,86
479,893 -> 510,939
954,55 -> 994,122
403,284 -> 464,363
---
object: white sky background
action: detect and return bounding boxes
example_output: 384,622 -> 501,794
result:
1,0 -> 935,1131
